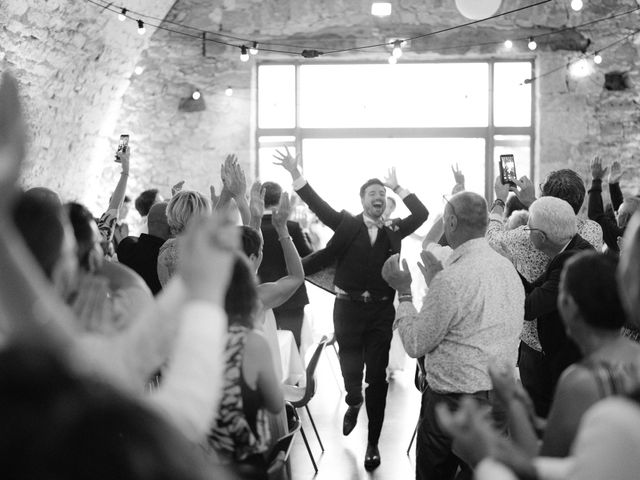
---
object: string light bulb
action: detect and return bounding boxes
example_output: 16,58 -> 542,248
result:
134,65 -> 144,75
249,42 -> 259,55
388,55 -> 397,64
392,40 -> 403,58
225,86 -> 233,96
504,39 -> 513,49
240,46 -> 249,62
593,52 -> 602,64
118,8 -> 127,21
192,90 -> 201,100
570,0 -> 583,11
137,19 -> 146,35
570,58 -> 591,78
528,37 -> 537,51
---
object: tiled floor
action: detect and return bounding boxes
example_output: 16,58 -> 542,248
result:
287,287 -> 422,480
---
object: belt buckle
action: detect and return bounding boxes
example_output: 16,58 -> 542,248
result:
361,292 -> 372,303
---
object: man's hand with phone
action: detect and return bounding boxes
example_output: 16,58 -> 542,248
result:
115,146 -> 130,176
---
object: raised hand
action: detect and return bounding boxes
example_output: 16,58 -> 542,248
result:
383,167 -> 399,191
511,176 -> 536,208
451,164 -> 465,189
209,185 -> 220,207
222,154 -> 246,198
249,180 -> 265,220
493,175 -> 510,203
70,274 -> 112,334
271,191 -> 291,235
172,180 -> 185,197
417,249 -> 443,287
115,145 -> 131,174
273,146 -> 300,177
608,160 -> 624,184
590,156 -> 608,180
381,253 -> 412,293
179,211 -> 239,305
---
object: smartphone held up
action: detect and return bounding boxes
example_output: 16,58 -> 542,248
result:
115,134 -> 129,163
499,154 -> 517,187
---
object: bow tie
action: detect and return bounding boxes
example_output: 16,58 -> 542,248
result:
364,218 -> 384,229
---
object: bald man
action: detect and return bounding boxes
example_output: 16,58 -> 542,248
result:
117,202 -> 171,295
383,191 -> 525,480
619,212 -> 640,329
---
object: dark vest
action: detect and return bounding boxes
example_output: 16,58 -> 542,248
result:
334,223 -> 395,297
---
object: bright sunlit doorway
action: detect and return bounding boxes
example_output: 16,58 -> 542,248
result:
256,61 -> 534,236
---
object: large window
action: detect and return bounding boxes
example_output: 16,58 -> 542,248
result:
257,61 -> 534,231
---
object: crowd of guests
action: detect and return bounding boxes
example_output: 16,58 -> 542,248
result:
2,66 -> 640,480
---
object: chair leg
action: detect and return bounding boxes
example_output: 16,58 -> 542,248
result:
305,405 -> 324,452
407,421 -> 418,455
300,425 -> 318,473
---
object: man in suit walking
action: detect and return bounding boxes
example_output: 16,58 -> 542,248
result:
274,147 -> 428,470
258,181 -> 313,348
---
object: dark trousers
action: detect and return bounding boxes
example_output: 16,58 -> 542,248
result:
517,341 -> 552,418
273,307 -> 305,349
333,298 -> 394,445
416,387 -> 507,480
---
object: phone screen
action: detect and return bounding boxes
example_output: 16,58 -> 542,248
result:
499,154 -> 517,185
115,134 -> 129,162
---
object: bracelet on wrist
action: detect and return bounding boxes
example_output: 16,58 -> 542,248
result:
393,185 -> 401,193
121,172 -> 129,176
278,235 -> 292,241
398,293 -> 413,302
491,199 -> 505,210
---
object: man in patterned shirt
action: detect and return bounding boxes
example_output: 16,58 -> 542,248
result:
382,191 -> 524,480
486,169 -> 603,417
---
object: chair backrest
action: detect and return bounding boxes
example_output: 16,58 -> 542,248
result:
266,403 -> 301,477
290,336 -> 328,408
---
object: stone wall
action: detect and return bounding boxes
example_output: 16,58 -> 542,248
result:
1,0 -> 175,212
3,0 -> 640,214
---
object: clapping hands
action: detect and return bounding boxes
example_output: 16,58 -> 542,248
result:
417,249 -> 443,287
381,253 -> 413,293
271,191 -> 291,235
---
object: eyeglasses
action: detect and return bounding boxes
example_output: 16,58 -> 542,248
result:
442,194 -> 457,217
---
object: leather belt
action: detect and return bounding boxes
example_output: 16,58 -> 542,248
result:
335,292 -> 391,303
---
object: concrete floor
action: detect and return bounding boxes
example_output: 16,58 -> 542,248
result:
286,323 -> 422,480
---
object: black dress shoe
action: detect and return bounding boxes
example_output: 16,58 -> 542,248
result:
364,443 -> 381,471
342,402 -> 362,436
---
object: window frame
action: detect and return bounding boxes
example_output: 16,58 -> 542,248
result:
256,59 -> 536,201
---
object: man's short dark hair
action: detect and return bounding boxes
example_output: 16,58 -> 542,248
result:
239,225 -> 263,258
262,182 -> 282,209
562,251 -> 625,330
134,189 -> 159,217
359,178 -> 385,198
541,169 -> 585,215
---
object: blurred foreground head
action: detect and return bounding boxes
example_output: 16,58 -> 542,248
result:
619,212 -> 640,328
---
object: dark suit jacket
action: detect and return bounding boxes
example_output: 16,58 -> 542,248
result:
297,182 -> 429,281
521,234 -> 594,382
258,216 -> 313,312
116,233 -> 165,295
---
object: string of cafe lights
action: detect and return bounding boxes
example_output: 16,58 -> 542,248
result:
85,0 -> 640,93
87,0 -> 555,59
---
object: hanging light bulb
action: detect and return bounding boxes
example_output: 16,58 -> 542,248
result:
240,46 -> 249,62
192,90 -> 201,100
249,42 -> 259,55
225,86 -> 233,97
134,65 -> 144,75
392,40 -> 403,58
504,39 -> 513,49
137,19 -> 146,35
388,55 -> 397,64
528,37 -> 537,51
570,0 -> 583,11
593,52 -> 602,64
118,8 -> 127,21
569,58 -> 591,78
